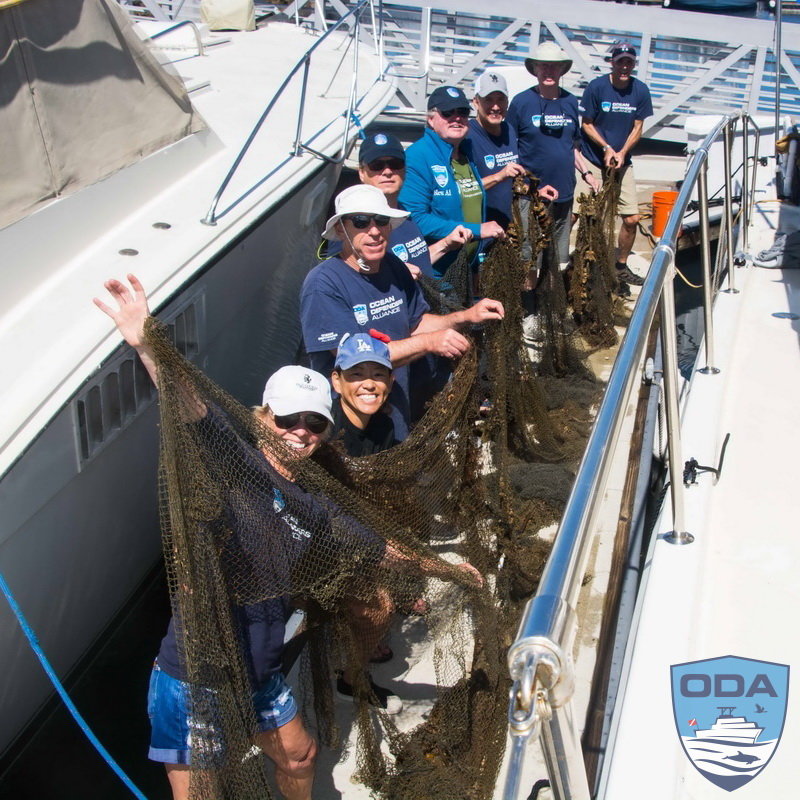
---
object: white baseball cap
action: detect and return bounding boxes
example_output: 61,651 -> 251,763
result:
473,71 -> 509,99
321,184 -> 408,241
261,365 -> 334,423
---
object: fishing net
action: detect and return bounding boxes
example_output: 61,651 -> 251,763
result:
145,171 -> 614,799
571,170 -> 622,348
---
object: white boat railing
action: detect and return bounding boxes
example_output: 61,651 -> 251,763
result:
201,0 -> 382,225
503,111 -> 762,800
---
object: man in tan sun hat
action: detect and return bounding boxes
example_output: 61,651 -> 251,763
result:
578,41 -> 653,297
507,41 -> 599,301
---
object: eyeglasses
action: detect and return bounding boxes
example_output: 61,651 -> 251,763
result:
367,157 -> 405,172
437,107 -> 470,119
272,412 -> 329,434
343,213 -> 392,229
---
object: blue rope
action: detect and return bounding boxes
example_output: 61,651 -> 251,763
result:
350,110 -> 366,140
0,571 -> 149,800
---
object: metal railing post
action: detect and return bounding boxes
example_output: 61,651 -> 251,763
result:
697,161 -> 720,376
420,7 -> 432,99
542,706 -> 591,800
741,114 -> 750,253
722,121 -> 739,294
749,118 -> 761,226
660,245 -> 693,546
293,56 -> 312,156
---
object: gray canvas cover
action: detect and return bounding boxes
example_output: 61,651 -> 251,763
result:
0,0 -> 204,230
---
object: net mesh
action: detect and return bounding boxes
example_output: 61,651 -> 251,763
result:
147,178 -> 618,799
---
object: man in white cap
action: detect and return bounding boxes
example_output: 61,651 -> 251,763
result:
578,41 -> 653,295
467,70 -> 527,229
300,184 -> 505,438
507,42 -> 599,275
326,131 -> 472,278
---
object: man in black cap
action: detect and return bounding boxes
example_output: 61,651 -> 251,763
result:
399,85 -> 506,278
328,132 -> 472,279
578,42 -> 653,295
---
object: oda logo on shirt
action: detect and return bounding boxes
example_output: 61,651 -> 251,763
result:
531,115 -> 542,127
483,154 -> 496,169
352,303 -> 369,325
601,101 -> 612,112
391,243 -> 409,262
431,165 -> 449,188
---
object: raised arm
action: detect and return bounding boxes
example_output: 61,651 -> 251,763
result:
93,274 -> 206,421
93,274 -> 159,384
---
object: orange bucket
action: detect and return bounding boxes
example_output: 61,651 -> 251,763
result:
651,190 -> 679,238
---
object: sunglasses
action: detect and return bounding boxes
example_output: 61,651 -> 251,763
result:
367,157 -> 405,171
437,107 -> 470,119
272,412 -> 329,434
343,213 -> 392,229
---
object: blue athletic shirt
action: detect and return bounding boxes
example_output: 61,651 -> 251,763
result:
579,75 -> 653,167
300,254 -> 430,438
507,88 -> 580,202
466,118 -> 519,227
326,218 -> 434,278
157,405 -> 385,688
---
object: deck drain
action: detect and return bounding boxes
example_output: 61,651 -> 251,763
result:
772,312 -> 799,320
153,222 -> 172,230
118,248 -> 138,256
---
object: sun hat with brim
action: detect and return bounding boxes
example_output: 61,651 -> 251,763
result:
524,41 -> 573,76
322,184 -> 408,241
262,365 -> 334,424
335,332 -> 393,372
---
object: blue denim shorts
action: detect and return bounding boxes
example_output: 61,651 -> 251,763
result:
147,662 -> 298,765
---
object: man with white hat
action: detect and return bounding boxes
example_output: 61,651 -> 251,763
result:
326,131 -> 472,278
578,41 -> 653,295
507,42 -> 599,274
300,184 -> 505,438
467,70 -> 527,229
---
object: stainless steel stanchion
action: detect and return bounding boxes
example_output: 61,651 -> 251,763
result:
697,161 -> 720,376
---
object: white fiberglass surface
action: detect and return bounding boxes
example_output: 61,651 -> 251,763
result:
602,210 -> 800,798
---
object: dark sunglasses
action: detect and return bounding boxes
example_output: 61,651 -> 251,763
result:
272,412 -> 329,434
367,157 -> 405,171
437,107 -> 470,119
343,213 -> 392,229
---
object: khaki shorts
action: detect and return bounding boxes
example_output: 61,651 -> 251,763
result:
576,162 -> 640,217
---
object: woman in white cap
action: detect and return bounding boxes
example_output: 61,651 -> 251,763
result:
94,275 -> 483,799
507,42 -> 600,275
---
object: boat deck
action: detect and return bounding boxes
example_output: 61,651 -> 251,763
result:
601,200 -> 800,796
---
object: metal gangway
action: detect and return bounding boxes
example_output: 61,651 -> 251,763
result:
321,0 -> 798,142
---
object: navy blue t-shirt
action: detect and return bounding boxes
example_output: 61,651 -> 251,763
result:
466,118 -> 519,227
327,218 -> 434,279
579,75 -> 653,167
300,254 -> 430,438
157,406 -> 385,687
507,88 -> 580,202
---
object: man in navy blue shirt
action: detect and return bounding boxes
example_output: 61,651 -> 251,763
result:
508,43 -> 599,272
301,184 -> 505,438
467,71 -> 526,229
578,42 -> 653,294
328,132 -> 472,278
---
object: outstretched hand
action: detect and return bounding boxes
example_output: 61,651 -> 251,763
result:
93,274 -> 151,348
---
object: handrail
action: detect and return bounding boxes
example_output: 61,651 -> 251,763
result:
201,0 -> 374,226
146,19 -> 205,56
503,112 -> 761,800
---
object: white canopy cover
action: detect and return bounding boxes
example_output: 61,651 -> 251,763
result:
0,0 -> 203,230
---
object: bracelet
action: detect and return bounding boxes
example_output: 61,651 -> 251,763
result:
601,144 -> 610,151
